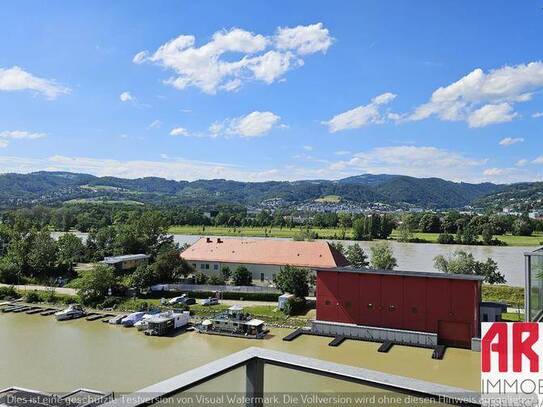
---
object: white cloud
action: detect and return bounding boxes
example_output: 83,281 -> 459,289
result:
169,127 -> 190,137
148,120 -> 161,129
335,150 -> 351,156
227,111 -> 281,137
533,112 -> 543,118
467,103 -> 516,128
516,159 -> 529,167
0,130 -> 47,149
0,66 -> 69,100
499,137 -> 524,146
323,93 -> 397,133
275,23 -> 333,55
483,168 -> 507,176
303,145 -> 313,151
409,62 -> 543,127
0,130 -> 47,140
534,156 -> 543,165
134,24 -> 332,94
328,145 -> 487,181
119,91 -> 134,102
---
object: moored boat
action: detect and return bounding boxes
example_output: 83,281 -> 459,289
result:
121,311 -> 146,327
143,311 -> 190,336
55,304 -> 86,321
195,305 -> 268,339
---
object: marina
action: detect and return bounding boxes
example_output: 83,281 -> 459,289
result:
0,311 -> 480,394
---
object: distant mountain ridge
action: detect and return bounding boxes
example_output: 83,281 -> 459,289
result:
0,170 -> 526,210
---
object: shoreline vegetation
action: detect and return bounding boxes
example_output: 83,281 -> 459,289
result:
1,284 -> 524,325
168,225 -> 543,247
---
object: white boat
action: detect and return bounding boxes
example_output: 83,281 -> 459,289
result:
134,310 -> 162,331
55,304 -> 86,321
108,314 -> 127,325
121,311 -> 146,327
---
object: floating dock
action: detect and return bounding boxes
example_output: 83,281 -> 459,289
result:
40,309 -> 58,316
87,313 -> 113,321
328,335 -> 346,347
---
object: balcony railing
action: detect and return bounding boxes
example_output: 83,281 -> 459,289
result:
102,347 -> 480,407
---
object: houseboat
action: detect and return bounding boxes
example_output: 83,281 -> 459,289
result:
195,305 -> 268,339
143,311 -> 190,336
55,304 -> 86,321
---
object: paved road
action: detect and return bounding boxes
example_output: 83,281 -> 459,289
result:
0,283 -> 77,296
0,283 -> 278,306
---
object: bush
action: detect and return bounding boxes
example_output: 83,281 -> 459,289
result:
99,297 -> 122,309
437,233 -> 456,244
194,272 -> 209,284
0,286 -> 19,300
283,297 -> 306,316
24,291 -> 41,303
208,275 -> 226,285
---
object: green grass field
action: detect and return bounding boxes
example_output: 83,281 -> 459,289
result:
170,225 -> 543,246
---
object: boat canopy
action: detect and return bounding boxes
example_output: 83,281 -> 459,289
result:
245,319 -> 265,327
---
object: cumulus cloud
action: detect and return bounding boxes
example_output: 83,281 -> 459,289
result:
0,66 -> 69,100
534,156 -> 543,165
119,91 -> 134,102
275,23 -> 333,55
499,137 -> 524,146
169,127 -> 190,137
227,111 -> 281,137
0,140 -> 8,148
134,24 -> 332,94
409,62 -> 543,127
323,93 -> 397,133
533,112 -> 543,118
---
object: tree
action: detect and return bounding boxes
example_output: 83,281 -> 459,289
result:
329,241 -> 345,256
345,244 -> 369,268
27,230 -> 58,279
208,274 -> 226,285
194,272 -> 209,284
155,250 -> 194,282
512,219 -> 533,236
370,242 -> 397,270
274,265 -> 309,298
221,266 -> 232,282
396,221 -> 414,243
129,264 -> 156,292
232,266 -> 252,286
433,250 -> 505,284
419,214 -> 441,233
73,263 -> 117,305
481,225 -> 494,245
352,217 -> 371,241
57,233 -> 85,272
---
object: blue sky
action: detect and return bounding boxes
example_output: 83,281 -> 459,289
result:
0,0 -> 542,183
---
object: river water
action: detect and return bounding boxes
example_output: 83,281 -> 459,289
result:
51,232 -> 533,287
0,312 -> 479,395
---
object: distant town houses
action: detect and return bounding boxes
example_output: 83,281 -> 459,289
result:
180,237 -> 349,286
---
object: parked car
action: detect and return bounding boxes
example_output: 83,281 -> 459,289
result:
201,297 -> 219,306
168,294 -> 196,306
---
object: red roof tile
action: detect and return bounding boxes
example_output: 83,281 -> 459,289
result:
180,237 -> 349,268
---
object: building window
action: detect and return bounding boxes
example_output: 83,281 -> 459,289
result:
213,264 -> 219,270
260,273 -> 264,282
205,264 -> 210,270
200,264 -> 205,269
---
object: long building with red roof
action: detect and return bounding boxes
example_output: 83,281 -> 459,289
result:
180,237 -> 349,285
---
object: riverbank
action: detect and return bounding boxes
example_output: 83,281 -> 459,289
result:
168,225 -> 543,247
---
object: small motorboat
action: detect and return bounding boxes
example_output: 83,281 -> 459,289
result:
55,304 -> 86,321
108,314 -> 127,325
121,311 -> 146,327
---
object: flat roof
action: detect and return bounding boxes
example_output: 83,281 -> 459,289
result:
102,254 -> 150,264
314,267 -> 485,281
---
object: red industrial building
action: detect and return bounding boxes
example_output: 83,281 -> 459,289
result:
315,268 -> 482,348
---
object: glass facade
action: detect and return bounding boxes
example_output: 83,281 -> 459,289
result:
525,247 -> 543,321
